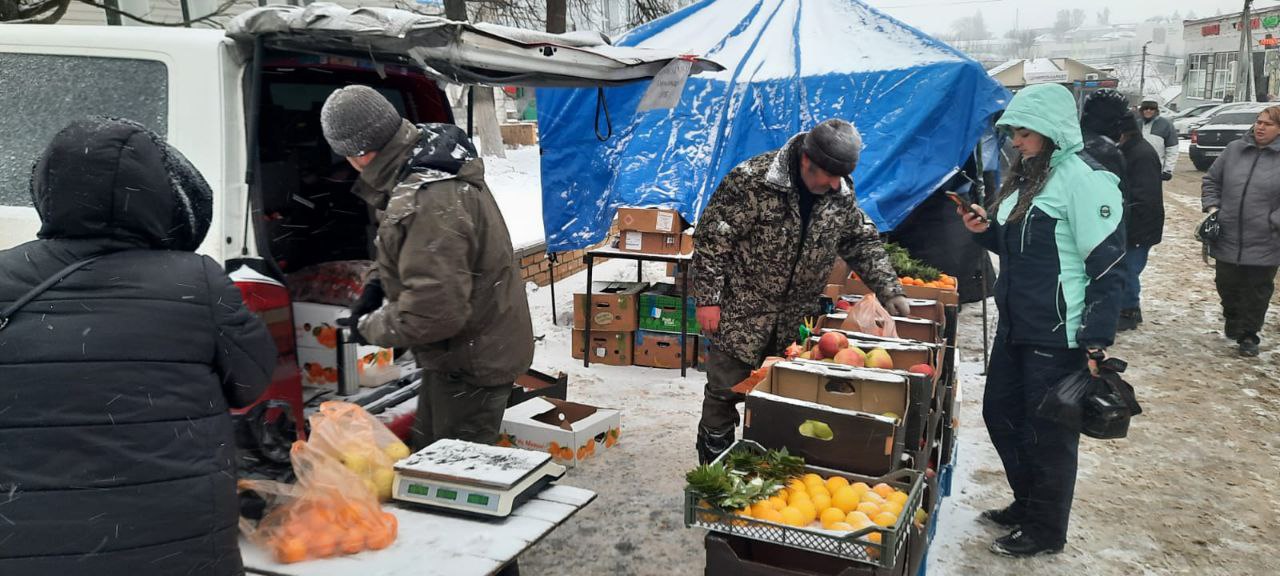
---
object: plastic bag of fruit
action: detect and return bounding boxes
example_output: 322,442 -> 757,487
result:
847,294 -> 899,338
285,260 -> 374,306
305,401 -> 412,501
239,440 -> 400,564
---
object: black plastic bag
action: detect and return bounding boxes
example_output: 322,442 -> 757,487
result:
1037,370 -> 1095,432
1037,357 -> 1142,439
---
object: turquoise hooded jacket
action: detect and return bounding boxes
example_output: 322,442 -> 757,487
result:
979,83 -> 1126,349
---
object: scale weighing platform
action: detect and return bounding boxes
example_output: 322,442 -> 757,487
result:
391,439 -> 566,518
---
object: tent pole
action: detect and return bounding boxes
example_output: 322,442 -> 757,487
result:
972,137 -> 991,374
548,251 -> 558,326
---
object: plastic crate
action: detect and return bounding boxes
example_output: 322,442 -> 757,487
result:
685,440 -> 924,569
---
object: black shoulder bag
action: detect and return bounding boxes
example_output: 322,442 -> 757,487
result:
0,256 -> 102,331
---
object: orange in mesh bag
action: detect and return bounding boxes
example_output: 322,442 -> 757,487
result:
306,401 -> 412,501
846,294 -> 899,338
239,441 -> 400,563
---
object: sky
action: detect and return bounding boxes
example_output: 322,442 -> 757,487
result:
863,0 -> 1279,38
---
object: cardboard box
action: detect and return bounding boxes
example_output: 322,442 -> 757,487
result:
293,302 -> 399,389
509,368 -> 569,407
902,283 -> 959,306
570,330 -> 634,366
499,397 -> 621,467
834,294 -> 945,326
618,229 -> 682,255
616,206 -> 685,234
743,360 -> 909,476
633,330 -> 698,369
297,345 -> 399,389
806,330 -> 939,372
573,281 -> 647,332
638,282 -> 699,334
834,311 -> 940,344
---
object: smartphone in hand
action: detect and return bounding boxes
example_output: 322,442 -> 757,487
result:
945,192 -> 987,223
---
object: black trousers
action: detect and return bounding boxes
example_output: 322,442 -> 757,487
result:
697,342 -> 756,457
1215,260 -> 1278,344
411,371 -> 512,451
983,335 -> 1085,546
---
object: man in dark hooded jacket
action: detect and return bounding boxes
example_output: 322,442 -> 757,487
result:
0,117 -> 274,575
320,85 -> 534,449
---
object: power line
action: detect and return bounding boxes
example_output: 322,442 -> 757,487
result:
875,0 -> 1004,9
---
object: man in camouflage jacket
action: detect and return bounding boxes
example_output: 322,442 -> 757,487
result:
691,119 -> 908,463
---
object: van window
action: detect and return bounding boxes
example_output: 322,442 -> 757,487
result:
0,53 -> 168,207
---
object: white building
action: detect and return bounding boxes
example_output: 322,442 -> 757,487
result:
1182,7 -> 1280,108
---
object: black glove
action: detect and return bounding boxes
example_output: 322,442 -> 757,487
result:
335,315 -> 369,345
1161,171 -> 1172,181
349,279 -> 385,318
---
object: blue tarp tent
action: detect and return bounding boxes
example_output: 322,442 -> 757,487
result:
536,0 -> 1010,252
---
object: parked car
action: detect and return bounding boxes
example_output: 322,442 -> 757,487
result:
1176,102 -> 1265,139
1188,104 -> 1272,171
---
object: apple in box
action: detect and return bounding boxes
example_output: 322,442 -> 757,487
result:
817,331 -> 848,358
833,347 -> 866,367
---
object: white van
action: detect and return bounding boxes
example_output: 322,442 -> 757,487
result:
0,3 -> 718,266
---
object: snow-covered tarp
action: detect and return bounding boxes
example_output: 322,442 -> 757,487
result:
535,0 -> 1010,252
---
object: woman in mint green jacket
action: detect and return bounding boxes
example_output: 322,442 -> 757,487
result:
957,83 -> 1126,557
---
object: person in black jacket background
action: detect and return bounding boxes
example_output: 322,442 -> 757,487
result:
1081,89 -> 1164,331
1116,114 -> 1165,331
0,117 -> 274,575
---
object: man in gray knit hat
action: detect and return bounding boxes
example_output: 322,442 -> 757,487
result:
321,85 -> 534,449
690,119 -> 910,463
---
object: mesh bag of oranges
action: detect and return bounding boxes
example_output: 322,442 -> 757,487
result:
239,441 -> 400,563
305,401 -> 412,501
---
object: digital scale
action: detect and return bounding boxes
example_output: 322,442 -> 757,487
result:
391,439 -> 566,518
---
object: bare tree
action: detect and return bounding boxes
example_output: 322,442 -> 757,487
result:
1,0 -> 241,25
949,10 -> 989,42
1003,29 -> 1038,59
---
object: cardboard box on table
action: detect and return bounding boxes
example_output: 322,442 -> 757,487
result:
633,330 -> 698,369
743,360 -> 910,476
821,310 -> 941,345
616,207 -> 686,235
499,397 -> 621,467
805,329 -> 940,381
570,329 -> 634,366
618,229 -> 693,256
834,294 -> 946,328
292,302 -> 399,389
573,281 -> 647,332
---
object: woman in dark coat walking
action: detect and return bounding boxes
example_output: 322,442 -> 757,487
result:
0,117 -> 275,575
1202,105 -> 1280,357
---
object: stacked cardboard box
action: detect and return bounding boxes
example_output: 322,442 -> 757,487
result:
572,281 -> 646,366
572,279 -> 704,370
499,397 -> 621,468
616,207 -> 693,256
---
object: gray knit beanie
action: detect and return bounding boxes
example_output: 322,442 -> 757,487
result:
320,85 -> 403,157
803,119 -> 862,177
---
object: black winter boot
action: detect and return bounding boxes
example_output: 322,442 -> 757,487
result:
1116,308 -> 1138,332
696,427 -> 736,465
989,529 -> 1064,558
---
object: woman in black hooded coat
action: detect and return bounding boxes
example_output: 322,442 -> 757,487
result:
0,118 -> 275,575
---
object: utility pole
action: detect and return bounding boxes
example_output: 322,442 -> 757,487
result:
1139,41 -> 1150,99
1238,0 -> 1255,102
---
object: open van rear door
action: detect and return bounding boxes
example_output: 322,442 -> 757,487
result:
226,3 -> 722,87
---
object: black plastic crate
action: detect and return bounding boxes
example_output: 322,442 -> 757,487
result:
685,440 -> 924,569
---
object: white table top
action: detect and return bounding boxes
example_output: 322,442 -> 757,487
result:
586,245 -> 693,262
242,485 -> 595,576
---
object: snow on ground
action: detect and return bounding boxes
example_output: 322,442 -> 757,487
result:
485,146 -> 545,251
